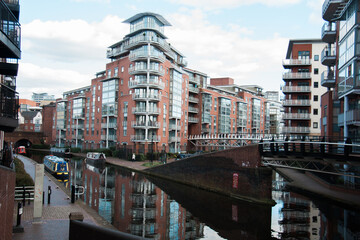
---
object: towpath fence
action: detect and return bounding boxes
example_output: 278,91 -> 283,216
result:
14,186 -> 34,206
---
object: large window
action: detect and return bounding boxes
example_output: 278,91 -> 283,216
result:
219,98 -> 231,133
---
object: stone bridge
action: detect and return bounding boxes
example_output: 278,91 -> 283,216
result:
4,131 -> 44,148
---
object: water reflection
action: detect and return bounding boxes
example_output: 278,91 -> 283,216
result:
67,157 -> 272,239
271,173 -> 360,239
28,150 -> 360,239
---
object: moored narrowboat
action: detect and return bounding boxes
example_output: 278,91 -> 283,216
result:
44,155 -> 69,179
50,147 -> 72,158
85,152 -> 106,168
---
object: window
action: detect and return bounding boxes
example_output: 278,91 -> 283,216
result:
314,68 -> 319,74
120,79 -> 123,85
314,95 -> 318,101
314,82 -> 318,88
314,55 -> 319,61
107,69 -> 111,78
313,109 -> 318,115
121,66 -> 124,72
313,122 -> 318,128
114,67 -> 118,77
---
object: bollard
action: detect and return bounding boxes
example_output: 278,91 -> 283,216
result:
71,185 -> 75,203
13,202 -> 24,233
28,191 -> 31,205
43,191 -> 45,205
16,202 -> 23,226
22,185 -> 26,206
48,186 -> 52,204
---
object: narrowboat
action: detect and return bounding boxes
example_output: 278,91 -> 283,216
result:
85,152 -> 106,168
16,146 -> 26,155
50,147 -> 72,158
43,155 -> 69,179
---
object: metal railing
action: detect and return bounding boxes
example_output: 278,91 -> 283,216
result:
0,83 -> 18,119
0,0 -> 21,49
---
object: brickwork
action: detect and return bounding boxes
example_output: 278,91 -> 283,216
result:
146,145 -> 273,204
42,103 -> 56,145
0,165 -> 16,240
4,131 -> 43,146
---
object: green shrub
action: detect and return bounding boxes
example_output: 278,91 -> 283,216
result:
31,144 -> 50,149
136,153 -> 146,161
14,158 -> 34,187
70,147 -> 81,153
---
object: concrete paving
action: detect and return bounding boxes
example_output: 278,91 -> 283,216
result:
276,167 -> 360,209
12,155 -> 106,240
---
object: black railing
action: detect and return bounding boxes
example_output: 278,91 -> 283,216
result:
0,83 -> 18,119
0,0 -> 21,48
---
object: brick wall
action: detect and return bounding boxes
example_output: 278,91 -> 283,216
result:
146,145 -> 273,204
0,165 -> 16,240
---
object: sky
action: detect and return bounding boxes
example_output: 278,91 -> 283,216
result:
17,0 -> 325,100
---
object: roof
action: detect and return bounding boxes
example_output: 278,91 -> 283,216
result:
20,111 -> 40,120
123,12 -> 171,26
285,39 -> 324,59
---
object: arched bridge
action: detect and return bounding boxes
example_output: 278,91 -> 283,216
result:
4,131 -> 44,148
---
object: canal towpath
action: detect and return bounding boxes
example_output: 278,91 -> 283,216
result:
12,154 -> 118,240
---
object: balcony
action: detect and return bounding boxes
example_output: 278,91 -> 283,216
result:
282,126 -> 311,134
322,0 -> 350,21
321,46 -> 336,66
169,136 -> 181,142
0,83 -> 18,132
338,77 -> 356,97
0,58 -> 18,76
188,96 -> 199,103
188,117 -> 199,123
283,113 -> 311,120
0,0 -> 21,59
169,124 -> 180,131
282,72 -> 311,80
131,135 -> 160,142
338,110 -> 360,126
132,93 -> 160,101
189,86 -> 200,94
283,99 -> 311,107
131,121 -> 160,129
321,22 -> 337,43
101,122 -> 117,129
201,126 -> 210,133
73,134 -> 84,140
106,47 -> 127,59
128,65 -> 165,76
189,76 -> 200,85
129,79 -> 164,89
132,107 -> 160,115
282,59 -> 311,68
321,70 -> 336,88
101,134 -> 117,141
188,106 -> 199,114
129,51 -> 165,62
282,86 -> 311,93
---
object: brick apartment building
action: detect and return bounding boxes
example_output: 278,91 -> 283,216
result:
0,0 -> 21,239
282,39 -> 328,137
47,12 -> 273,153
321,0 -> 360,144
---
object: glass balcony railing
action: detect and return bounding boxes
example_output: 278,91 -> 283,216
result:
321,70 -> 336,88
131,135 -> 160,142
321,22 -> 337,43
283,113 -> 311,119
282,59 -> 311,67
282,126 -> 311,134
282,72 -> 311,79
338,110 -> 360,126
338,77 -> 354,96
283,99 -> 311,106
321,45 -> 336,66
282,86 -> 311,93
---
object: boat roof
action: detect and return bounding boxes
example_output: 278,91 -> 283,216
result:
45,155 -> 66,163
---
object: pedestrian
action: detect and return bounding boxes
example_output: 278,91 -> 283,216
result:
132,153 -> 135,162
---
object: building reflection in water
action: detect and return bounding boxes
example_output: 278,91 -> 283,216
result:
272,172 -> 360,239
71,159 -> 204,239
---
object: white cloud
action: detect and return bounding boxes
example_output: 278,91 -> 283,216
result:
18,15 -> 129,99
168,0 -> 301,9
166,10 -> 288,91
306,0 -> 324,24
17,63 -> 91,99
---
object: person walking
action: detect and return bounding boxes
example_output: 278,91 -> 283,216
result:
132,153 -> 135,162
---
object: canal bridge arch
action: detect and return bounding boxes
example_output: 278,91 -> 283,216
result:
4,131 -> 44,148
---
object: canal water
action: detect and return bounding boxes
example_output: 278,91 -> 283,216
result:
28,151 -> 360,240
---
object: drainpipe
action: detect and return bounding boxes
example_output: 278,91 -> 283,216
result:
344,95 -> 348,139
